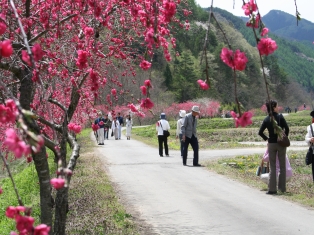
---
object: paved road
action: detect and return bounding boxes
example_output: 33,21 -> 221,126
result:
92,132 -> 313,235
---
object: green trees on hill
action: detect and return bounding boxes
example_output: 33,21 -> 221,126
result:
156,1 -> 311,108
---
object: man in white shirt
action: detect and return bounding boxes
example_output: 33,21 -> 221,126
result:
156,113 -> 170,157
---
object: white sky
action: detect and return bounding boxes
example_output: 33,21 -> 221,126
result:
195,0 -> 314,23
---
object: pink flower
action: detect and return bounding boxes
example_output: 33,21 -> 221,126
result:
22,50 -> 31,66
34,224 -> 51,235
246,14 -> 260,28
230,111 -> 253,127
0,21 -> 6,35
76,50 -> 88,69
140,98 -> 154,109
220,48 -> 248,71
99,121 -> 104,126
92,123 -> 99,131
128,103 -> 138,113
257,38 -> 278,56
139,60 -> 151,70
0,99 -> 17,123
16,215 -> 35,233
50,178 -> 65,189
197,80 -> 209,90
234,50 -> 248,71
32,44 -> 44,61
144,79 -> 152,88
0,40 -> 13,57
261,27 -> 269,36
140,85 -> 147,95
6,206 -> 19,218
0,187 -> 2,194
3,129 -> 31,159
111,88 -> 117,96
145,27 -> 155,45
238,111 -> 253,127
242,0 -> 257,16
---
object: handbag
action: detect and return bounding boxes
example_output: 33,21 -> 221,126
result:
306,125 -> 314,165
159,121 -> 170,137
256,160 -> 269,176
111,129 -> 114,137
277,114 -> 290,147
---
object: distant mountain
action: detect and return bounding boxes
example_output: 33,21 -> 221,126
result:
212,7 -> 314,94
262,10 -> 314,42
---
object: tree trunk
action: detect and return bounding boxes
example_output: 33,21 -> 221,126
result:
19,68 -> 53,228
53,187 -> 69,235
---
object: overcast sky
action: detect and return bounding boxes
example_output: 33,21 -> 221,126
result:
195,0 -> 314,23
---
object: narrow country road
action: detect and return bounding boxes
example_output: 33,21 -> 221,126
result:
92,132 -> 313,235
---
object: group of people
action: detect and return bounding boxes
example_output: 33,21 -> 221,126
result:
94,112 -> 133,144
156,106 -> 201,167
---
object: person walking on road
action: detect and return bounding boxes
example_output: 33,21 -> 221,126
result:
95,111 -> 105,145
111,117 -> 120,140
125,114 -> 133,140
305,111 -> 314,181
117,112 -> 124,139
181,106 -> 201,167
258,100 -> 289,194
156,113 -> 170,157
176,110 -> 186,157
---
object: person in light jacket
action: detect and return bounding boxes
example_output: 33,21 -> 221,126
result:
125,114 -> 133,140
176,110 -> 186,157
305,111 -> 314,181
111,117 -> 120,140
181,106 -> 201,167
156,113 -> 170,157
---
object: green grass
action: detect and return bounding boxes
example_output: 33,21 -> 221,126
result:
65,128 -> 139,235
1,129 -> 140,235
204,151 -> 314,207
0,151 -> 56,234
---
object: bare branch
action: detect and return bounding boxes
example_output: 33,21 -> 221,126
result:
48,98 -> 67,113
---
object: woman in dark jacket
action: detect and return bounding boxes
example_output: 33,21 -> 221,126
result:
258,100 -> 289,194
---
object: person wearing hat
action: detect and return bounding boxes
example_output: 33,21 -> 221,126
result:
305,110 -> 314,181
181,106 -> 201,166
176,110 -> 186,157
156,113 -> 170,157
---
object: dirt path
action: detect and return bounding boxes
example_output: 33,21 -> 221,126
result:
93,132 -> 313,235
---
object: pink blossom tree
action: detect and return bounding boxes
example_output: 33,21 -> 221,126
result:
0,0 -> 186,233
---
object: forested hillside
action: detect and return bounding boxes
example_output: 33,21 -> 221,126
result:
146,2 -> 310,110
263,10 -> 314,43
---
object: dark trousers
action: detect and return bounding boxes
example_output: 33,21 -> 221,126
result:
179,134 -> 184,156
183,135 -> 199,165
268,143 -> 286,192
105,129 -> 109,139
158,135 -> 168,156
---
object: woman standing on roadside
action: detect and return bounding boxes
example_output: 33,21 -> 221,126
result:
125,114 -> 133,140
258,100 -> 289,195
111,117 -> 120,140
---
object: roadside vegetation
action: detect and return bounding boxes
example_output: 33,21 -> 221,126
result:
130,110 -> 311,149
0,129 -> 140,235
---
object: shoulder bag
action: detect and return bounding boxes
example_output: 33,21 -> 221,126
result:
277,114 -> 290,147
306,125 -> 314,165
159,121 -> 170,137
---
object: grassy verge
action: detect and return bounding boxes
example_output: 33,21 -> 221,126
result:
0,151 -> 56,234
204,151 -> 314,207
65,128 -> 140,235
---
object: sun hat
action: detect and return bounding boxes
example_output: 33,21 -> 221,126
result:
191,106 -> 200,113
310,111 -> 314,118
179,110 -> 186,118
160,113 -> 166,119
